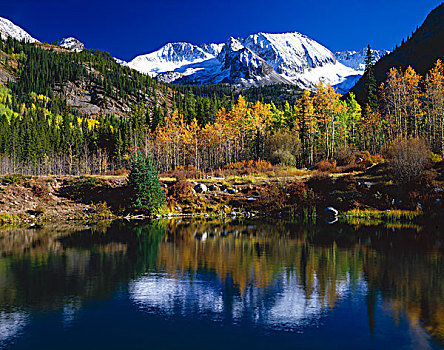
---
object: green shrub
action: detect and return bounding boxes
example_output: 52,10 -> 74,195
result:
128,154 -> 166,214
2,174 -> 28,185
91,202 -> 114,219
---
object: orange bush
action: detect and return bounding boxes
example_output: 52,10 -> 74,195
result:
316,160 -> 337,172
224,160 -> 272,170
168,180 -> 195,203
359,152 -> 384,168
105,168 -> 129,176
335,147 -> 358,166
162,167 -> 204,180
286,182 -> 315,207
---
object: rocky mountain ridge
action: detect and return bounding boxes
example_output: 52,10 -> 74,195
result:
127,32 -> 387,91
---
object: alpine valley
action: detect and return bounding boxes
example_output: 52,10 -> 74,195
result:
0,3 -> 444,350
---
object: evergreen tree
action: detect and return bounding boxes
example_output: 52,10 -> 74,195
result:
128,154 -> 166,215
364,45 -> 378,112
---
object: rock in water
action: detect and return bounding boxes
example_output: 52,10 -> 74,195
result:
325,207 -> 339,217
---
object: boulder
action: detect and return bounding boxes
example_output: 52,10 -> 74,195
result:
194,184 -> 208,193
324,207 -> 339,217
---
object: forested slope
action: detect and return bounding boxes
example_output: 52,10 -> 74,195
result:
350,3 -> 444,104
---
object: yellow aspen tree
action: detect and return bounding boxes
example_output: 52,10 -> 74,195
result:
403,66 -> 423,138
295,89 -> 317,164
384,68 -> 407,138
313,82 -> 344,159
187,118 -> 201,169
425,60 -> 444,154
248,101 -> 272,160
229,95 -> 250,161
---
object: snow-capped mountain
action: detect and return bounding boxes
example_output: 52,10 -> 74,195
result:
213,36 -> 292,86
60,37 -> 85,52
127,32 -> 386,91
240,32 -> 336,76
151,37 -> 293,86
335,49 -> 390,71
0,17 -> 38,43
128,42 -> 217,76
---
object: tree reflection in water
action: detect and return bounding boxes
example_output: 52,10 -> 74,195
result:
0,219 -> 442,347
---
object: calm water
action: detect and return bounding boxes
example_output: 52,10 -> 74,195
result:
0,219 -> 442,349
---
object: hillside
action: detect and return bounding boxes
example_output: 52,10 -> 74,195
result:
0,39 -> 174,118
350,3 -> 444,103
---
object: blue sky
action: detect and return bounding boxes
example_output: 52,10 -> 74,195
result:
1,0 -> 443,61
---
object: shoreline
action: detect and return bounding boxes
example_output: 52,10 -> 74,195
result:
0,163 -> 442,228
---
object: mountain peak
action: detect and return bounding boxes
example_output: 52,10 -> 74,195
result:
240,31 -> 336,75
60,37 -> 85,52
224,37 -> 245,52
0,16 -> 38,43
127,41 -> 215,76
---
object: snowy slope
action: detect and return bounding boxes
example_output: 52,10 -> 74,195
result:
127,42 -> 217,77
0,17 -> 38,43
127,32 -> 388,91
335,49 -> 390,71
114,58 -> 128,66
240,32 -> 336,76
216,37 -> 292,86
296,62 -> 361,90
60,37 -> 85,52
200,43 -> 224,56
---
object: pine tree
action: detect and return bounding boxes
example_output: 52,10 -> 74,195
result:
128,154 -> 166,215
364,45 -> 378,112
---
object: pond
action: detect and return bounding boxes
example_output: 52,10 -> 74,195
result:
0,219 -> 442,349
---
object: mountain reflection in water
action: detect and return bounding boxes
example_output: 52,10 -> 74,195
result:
0,220 -> 442,349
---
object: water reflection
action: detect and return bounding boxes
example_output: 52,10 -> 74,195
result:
0,220 -> 442,349
0,312 -> 27,345
130,274 -> 225,318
